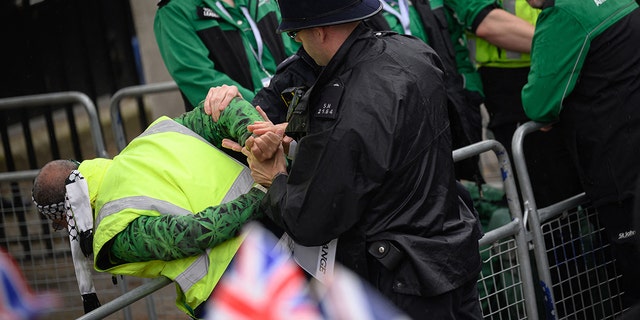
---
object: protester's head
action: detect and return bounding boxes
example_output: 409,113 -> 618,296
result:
32,160 -> 79,230
277,0 -> 382,66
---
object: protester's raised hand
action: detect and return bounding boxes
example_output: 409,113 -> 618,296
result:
203,85 -> 242,122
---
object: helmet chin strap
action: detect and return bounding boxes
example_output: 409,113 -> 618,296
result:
65,170 -> 101,313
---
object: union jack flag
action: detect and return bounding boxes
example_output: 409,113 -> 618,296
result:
315,265 -> 410,320
207,223 -> 409,320
0,248 -> 59,320
207,223 -> 323,320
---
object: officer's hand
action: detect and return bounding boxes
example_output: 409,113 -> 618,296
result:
221,130 -> 283,162
204,85 -> 243,122
248,130 -> 284,162
246,143 -> 288,188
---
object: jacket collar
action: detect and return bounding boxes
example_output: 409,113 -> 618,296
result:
78,158 -> 112,211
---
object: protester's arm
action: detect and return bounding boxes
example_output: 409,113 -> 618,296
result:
154,4 -> 254,107
109,188 -> 265,262
173,98 -> 263,148
522,10 -> 584,122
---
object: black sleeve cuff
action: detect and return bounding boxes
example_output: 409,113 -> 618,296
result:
471,4 -> 500,33
260,173 -> 289,228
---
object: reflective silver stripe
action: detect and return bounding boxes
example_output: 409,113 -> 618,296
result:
503,0 -> 516,13
174,249 -> 210,293
503,0 -> 521,59
141,118 -> 250,168
97,196 -> 192,226
98,117 -> 253,291
222,167 -> 253,203
139,118 -> 211,147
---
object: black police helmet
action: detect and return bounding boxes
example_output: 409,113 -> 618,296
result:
277,0 -> 383,32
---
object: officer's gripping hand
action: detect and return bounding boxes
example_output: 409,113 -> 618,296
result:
204,85 -> 243,122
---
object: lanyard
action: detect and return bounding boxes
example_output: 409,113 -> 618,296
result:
215,2 -> 272,78
382,0 -> 412,35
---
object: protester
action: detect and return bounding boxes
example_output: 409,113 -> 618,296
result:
31,98 -> 279,318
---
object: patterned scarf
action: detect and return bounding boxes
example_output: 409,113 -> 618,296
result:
34,170 -> 101,313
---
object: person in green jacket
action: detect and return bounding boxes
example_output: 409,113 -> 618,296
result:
448,0 -> 584,208
523,0 -> 640,309
154,0 -> 300,110
31,98 -> 280,318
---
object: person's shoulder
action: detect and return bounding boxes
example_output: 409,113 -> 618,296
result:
379,33 -> 438,58
275,54 -> 301,73
157,0 -> 201,10
275,48 -> 321,75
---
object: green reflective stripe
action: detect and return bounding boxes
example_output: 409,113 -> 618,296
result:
175,249 -> 210,293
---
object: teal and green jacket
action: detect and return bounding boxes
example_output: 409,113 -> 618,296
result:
155,0 -> 299,109
81,99 -> 264,317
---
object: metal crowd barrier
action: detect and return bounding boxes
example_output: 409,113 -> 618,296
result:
110,81 -> 179,152
454,140 -> 538,319
512,121 -> 625,319
0,88 -> 552,319
0,91 -> 187,320
0,91 -> 109,159
75,139 -> 540,320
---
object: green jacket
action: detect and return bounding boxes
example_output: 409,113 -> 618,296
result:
522,0 -> 638,122
84,100 -> 264,317
155,0 -> 299,108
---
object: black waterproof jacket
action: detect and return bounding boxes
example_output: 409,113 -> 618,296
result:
263,24 -> 481,297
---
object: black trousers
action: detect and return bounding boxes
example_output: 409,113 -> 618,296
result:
367,258 -> 482,320
597,197 -> 640,308
479,66 -> 583,208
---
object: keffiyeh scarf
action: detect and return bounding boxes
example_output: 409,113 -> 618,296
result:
34,170 -> 100,313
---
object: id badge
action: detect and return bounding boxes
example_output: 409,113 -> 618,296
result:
261,76 -> 272,88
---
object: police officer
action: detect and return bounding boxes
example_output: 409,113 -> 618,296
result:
245,0 -> 484,318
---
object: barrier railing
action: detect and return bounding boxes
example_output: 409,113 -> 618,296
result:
5,87 -> 608,319
110,81 -> 179,152
455,140 -> 539,319
0,91 -> 109,159
512,121 -> 625,319
0,91 -> 184,320
73,139 -> 540,320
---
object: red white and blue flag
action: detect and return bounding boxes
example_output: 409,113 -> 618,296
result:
207,223 -> 323,320
0,248 -> 59,320
207,223 -> 409,320
315,265 -> 411,320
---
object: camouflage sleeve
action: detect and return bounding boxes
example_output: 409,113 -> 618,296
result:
110,188 -> 265,262
173,97 -> 263,148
